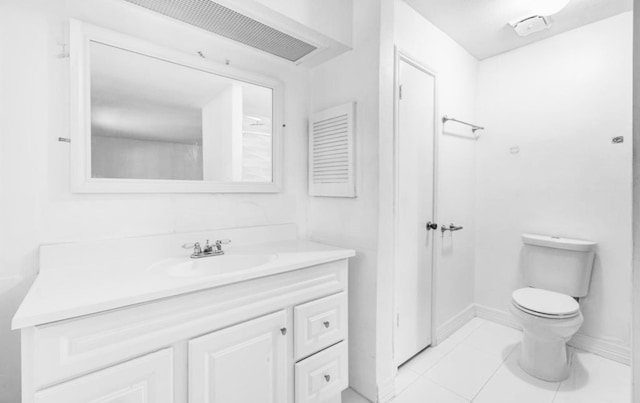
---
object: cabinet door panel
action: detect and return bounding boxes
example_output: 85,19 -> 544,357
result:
34,348 -> 173,403
189,310 -> 289,403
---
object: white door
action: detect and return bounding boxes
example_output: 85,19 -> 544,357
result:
394,57 -> 436,366
188,310 -> 289,403
34,348 -> 174,403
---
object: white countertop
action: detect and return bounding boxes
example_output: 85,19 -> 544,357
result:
12,239 -> 354,329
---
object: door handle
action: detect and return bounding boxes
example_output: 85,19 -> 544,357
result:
426,221 -> 438,231
441,223 -> 463,233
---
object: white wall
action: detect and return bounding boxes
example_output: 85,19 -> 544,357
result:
92,136 -> 203,180
394,0 -> 479,333
375,0 -> 397,398
307,0 -> 382,399
632,2 -> 640,399
475,13 -> 633,348
0,1 -> 310,400
250,0 -> 353,47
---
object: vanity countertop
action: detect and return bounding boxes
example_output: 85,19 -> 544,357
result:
12,239 -> 355,329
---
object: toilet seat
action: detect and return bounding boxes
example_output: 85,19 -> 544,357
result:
512,288 -> 580,319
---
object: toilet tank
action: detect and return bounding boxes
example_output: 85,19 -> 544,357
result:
522,234 -> 596,297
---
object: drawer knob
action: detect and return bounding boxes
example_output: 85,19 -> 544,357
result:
323,321 -> 330,328
280,328 -> 287,335
324,374 -> 331,382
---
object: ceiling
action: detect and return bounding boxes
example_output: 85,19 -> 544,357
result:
91,41 -> 273,142
403,0 -> 633,60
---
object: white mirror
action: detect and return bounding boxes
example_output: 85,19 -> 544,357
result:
70,20 -> 283,193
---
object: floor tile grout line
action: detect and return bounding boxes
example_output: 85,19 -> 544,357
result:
457,320 -> 489,343
417,320 -> 489,376
441,319 -> 489,350
417,346 -> 457,377
421,319 -> 487,382
396,319 -> 494,402
395,371 -> 436,401
469,344 -> 519,402
551,347 -> 575,403
550,379 -> 563,403
425,373 -> 476,402
397,367 -> 422,394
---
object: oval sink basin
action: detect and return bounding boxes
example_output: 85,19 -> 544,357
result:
148,253 -> 277,277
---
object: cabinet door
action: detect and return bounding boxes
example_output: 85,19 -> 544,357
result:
189,310 -> 289,403
34,348 -> 173,403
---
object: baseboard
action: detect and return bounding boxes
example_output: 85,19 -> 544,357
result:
568,333 -> 631,365
474,303 -> 631,365
435,304 -> 476,344
474,303 -> 521,331
376,376 -> 395,403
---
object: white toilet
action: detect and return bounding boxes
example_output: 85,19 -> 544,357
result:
510,233 -> 596,382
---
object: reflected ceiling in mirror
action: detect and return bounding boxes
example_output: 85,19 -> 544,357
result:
90,41 -> 273,183
70,19 -> 283,193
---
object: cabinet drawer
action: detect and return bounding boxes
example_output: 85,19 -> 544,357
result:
294,292 -> 347,360
295,341 -> 348,403
34,348 -> 173,403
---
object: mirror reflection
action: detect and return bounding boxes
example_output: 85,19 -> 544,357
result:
90,41 -> 273,182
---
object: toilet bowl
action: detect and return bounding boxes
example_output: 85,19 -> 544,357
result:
512,233 -> 596,381
510,287 -> 583,382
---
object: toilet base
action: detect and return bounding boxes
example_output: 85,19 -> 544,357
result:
518,330 -> 571,382
510,304 -> 583,383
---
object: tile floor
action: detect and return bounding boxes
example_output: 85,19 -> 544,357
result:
343,318 -> 630,403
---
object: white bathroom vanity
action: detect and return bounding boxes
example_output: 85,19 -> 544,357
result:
13,225 -> 353,403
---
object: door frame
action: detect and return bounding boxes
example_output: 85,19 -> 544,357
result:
392,47 -> 440,366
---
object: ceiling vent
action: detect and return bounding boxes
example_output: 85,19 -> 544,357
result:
123,0 -> 319,62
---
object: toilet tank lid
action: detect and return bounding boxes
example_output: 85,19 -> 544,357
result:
522,234 -> 596,252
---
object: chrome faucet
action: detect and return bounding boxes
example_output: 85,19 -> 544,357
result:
182,239 -> 231,259
203,239 -> 231,254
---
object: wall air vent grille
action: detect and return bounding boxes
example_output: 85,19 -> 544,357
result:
309,102 -> 356,198
123,0 -> 318,62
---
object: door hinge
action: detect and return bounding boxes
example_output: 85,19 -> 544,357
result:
396,313 -> 400,328
399,85 -> 403,100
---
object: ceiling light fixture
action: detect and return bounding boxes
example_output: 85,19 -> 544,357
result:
510,0 -> 571,37
511,15 -> 551,36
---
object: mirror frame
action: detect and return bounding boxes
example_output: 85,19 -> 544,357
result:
69,19 -> 284,193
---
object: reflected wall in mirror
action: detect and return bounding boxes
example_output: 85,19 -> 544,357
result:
71,20 -> 283,193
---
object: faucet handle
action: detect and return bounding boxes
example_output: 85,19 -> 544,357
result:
214,239 -> 231,252
182,242 -> 202,253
